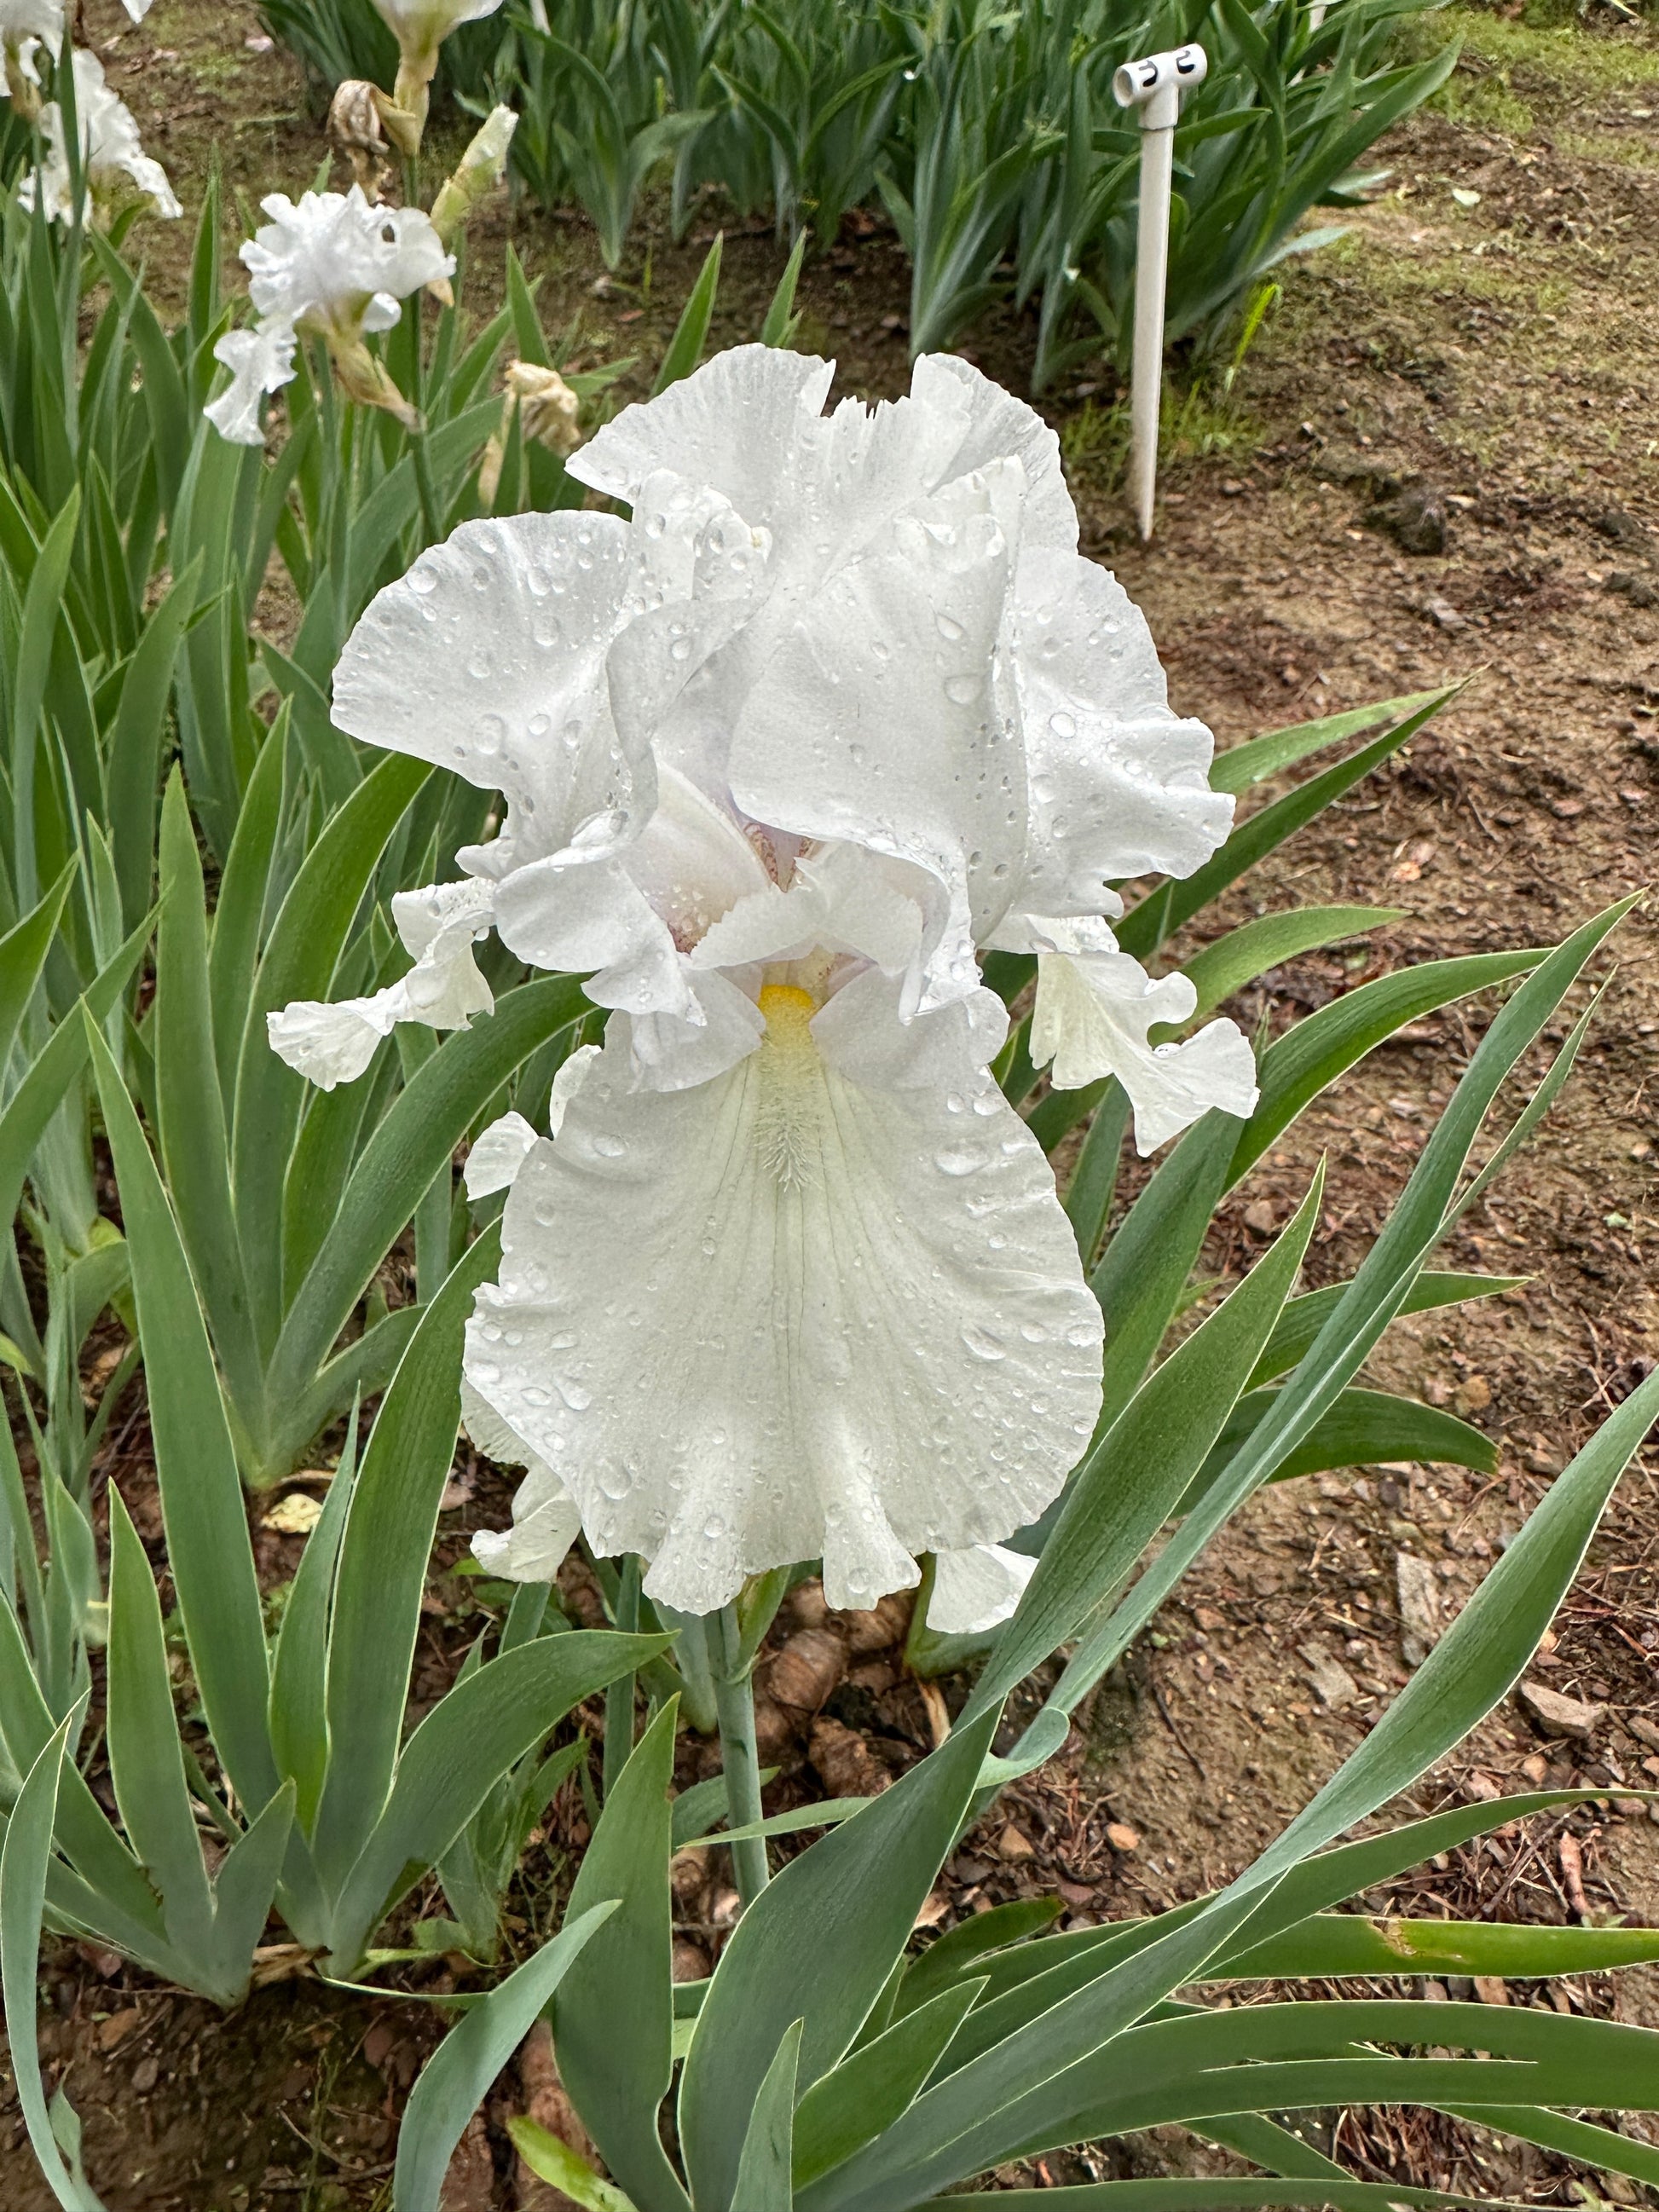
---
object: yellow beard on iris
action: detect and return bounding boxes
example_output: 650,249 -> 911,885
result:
754,982 -> 825,1191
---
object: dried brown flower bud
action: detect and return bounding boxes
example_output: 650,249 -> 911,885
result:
327,79 -> 388,191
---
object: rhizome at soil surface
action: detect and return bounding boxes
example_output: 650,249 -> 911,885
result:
3,0 -> 1657,2204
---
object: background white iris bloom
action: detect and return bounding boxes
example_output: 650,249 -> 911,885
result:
206,187 -> 454,444
18,49 -> 180,227
272,347 -> 1258,1623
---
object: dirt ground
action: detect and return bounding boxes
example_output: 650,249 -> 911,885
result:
3,0 -> 1657,2203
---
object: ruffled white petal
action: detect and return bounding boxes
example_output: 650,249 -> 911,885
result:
1003,548 -> 1234,921
810,967 -> 1009,1094
691,843 -> 924,981
373,0 -> 505,38
267,996 -> 399,1090
465,1001 -> 1101,1616
912,353 -> 1078,555
465,1112 -> 539,1199
332,510 -> 642,868
268,877 -> 494,1088
0,0 -> 63,52
471,1486 -> 583,1582
462,1377 -> 583,1582
205,324 -> 298,444
729,465 -> 1023,1003
242,188 -> 453,333
571,345 -> 835,534
1028,926 -> 1259,1154
21,49 -> 178,223
927,1543 -> 1038,1635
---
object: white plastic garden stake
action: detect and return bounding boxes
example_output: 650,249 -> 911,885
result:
1113,43 -> 1208,540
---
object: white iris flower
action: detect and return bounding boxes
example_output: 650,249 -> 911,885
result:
0,0 -> 60,117
19,49 -> 180,227
205,187 -> 454,445
272,346 -> 1260,1621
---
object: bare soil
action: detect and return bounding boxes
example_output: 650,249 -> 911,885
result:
3,0 -> 1657,2203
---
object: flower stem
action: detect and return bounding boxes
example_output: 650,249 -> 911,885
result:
602,1554 -> 640,1799
712,1604 -> 768,1907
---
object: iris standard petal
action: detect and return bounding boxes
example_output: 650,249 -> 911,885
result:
465,991 -> 1102,1616
571,344 -> 835,532
730,467 -> 1025,996
912,352 -> 1078,555
332,511 -> 640,860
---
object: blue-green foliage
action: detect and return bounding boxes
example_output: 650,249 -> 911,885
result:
259,0 -> 1456,381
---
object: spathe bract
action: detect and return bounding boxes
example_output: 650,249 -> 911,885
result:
270,345 -> 1258,1619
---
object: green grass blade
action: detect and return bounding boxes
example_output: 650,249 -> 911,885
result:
86,1020 -> 279,1816
1176,1383 -> 1495,1514
206,709 -> 287,1104
228,752 -> 432,1354
735,2020 -> 802,2212
1065,901 -> 1637,1710
0,868 -> 74,1072
0,921 -> 151,1236
795,1982 -> 985,2190
679,1706 -> 999,2212
104,1491 -> 215,1969
1438,2105 -> 1659,2189
106,558 -> 200,932
267,1430 -> 357,1833
928,2180 -> 1505,2209
154,772 -> 263,1418
893,1897 -> 1061,2021
1209,688 -> 1448,795
1247,1270 -> 1523,1389
1086,1110 -> 1240,1435
266,974 -> 587,1427
653,234 -> 724,394
973,1174 -> 1322,1718
1261,1360 -> 1659,1878
1174,905 -> 1403,1026
0,1720 -> 107,2212
1230,945 -> 1546,1185
205,1780 -> 295,2000
309,1228 -> 500,1897
553,1699 -> 691,2211
0,1591 -> 160,1936
761,232 -> 808,347
1117,690 -> 1455,962
392,1901 -> 619,2212
1222,1911 -> 1659,1981
10,488 -> 80,910
326,1630 -> 669,1971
